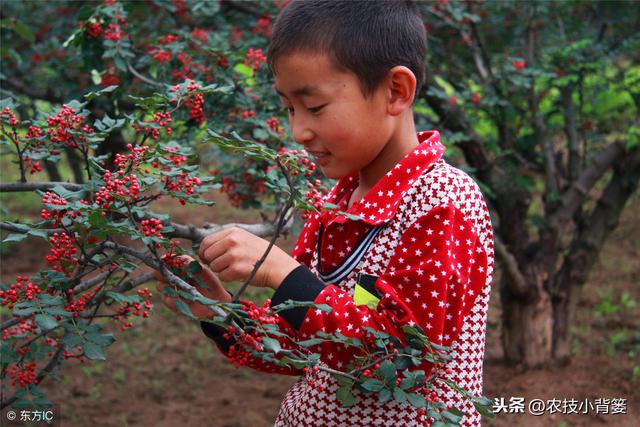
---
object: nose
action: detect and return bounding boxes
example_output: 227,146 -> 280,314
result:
290,114 -> 314,146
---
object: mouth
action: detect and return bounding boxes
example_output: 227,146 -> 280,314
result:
307,151 -> 331,166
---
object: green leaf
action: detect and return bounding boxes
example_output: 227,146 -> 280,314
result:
174,300 -> 195,318
83,341 -> 106,360
262,337 -> 282,354
86,332 -> 116,347
360,378 -> 384,392
378,387 -> 392,403
61,333 -> 82,348
379,360 -> 397,383
393,387 -> 408,404
13,303 -> 38,317
14,20 -> 35,43
407,392 -> 426,408
43,306 -> 72,317
186,260 -> 203,275
297,338 -> 325,347
336,385 -> 356,407
233,63 -> 254,78
473,396 -> 496,418
2,233 -> 27,243
35,314 -> 58,331
89,211 -> 107,228
106,291 -> 141,304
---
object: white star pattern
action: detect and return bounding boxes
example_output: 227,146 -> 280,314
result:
220,131 -> 494,427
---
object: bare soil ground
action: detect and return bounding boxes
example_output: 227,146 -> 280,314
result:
1,192 -> 638,427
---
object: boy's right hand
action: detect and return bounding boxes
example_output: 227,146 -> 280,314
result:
154,256 -> 232,319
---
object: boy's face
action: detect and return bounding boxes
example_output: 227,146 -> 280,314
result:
273,52 -> 394,179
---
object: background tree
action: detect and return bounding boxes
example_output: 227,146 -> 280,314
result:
0,0 -> 637,417
415,0 -> 639,367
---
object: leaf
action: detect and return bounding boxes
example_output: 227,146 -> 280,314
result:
2,233 -> 27,243
14,19 -> 35,43
13,303 -> 38,317
378,360 -> 397,383
43,307 -> 72,317
89,211 -> 107,228
336,385 -> 356,407
86,332 -> 116,347
407,392 -> 426,408
61,334 -> 82,348
377,387 -> 392,403
83,341 -> 106,360
393,387 -> 408,404
233,63 -> 254,78
186,260 -> 203,275
360,378 -> 384,392
174,300 -> 195,318
473,396 -> 496,418
322,202 -> 339,210
262,337 -> 282,354
297,338 -> 325,347
35,314 -> 58,331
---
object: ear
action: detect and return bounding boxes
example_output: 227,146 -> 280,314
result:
386,66 -> 417,116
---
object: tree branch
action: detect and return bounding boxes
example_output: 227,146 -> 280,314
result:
548,140 -> 626,232
494,236 -> 530,297
0,181 -> 84,192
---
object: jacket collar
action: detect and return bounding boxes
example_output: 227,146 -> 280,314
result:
321,130 -> 445,226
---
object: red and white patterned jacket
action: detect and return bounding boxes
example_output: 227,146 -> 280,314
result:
202,131 -> 494,426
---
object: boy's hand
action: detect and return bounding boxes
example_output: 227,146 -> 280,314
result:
198,227 -> 300,289
154,256 -> 231,319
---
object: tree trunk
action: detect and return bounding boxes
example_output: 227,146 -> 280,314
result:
500,276 -> 553,368
552,147 -> 640,361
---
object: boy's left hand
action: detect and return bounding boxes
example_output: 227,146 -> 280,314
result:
198,227 -> 300,290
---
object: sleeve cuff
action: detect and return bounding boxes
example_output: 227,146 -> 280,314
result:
270,265 -> 326,332
200,321 -> 234,353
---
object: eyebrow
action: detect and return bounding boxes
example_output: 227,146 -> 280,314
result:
275,85 -> 321,98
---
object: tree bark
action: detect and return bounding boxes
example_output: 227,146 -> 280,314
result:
500,276 -> 553,368
551,147 -> 640,361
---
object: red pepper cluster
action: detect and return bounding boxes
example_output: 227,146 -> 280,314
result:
114,143 -> 151,170
1,107 -> 19,126
140,217 -> 164,237
40,191 -> 68,224
114,287 -> 153,331
182,82 -> 205,123
45,233 -> 78,276
0,276 -> 42,309
64,288 -> 96,318
132,111 -> 173,140
303,179 -> 328,219
104,23 -> 126,42
244,48 -> 267,74
8,362 -> 38,387
46,105 -> 94,149
252,16 -> 272,38
277,147 -> 317,177
95,169 -> 141,209
84,21 -> 103,38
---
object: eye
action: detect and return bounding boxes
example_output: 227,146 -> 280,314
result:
307,104 -> 326,114
285,106 -> 295,115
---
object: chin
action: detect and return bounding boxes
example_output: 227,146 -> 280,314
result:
319,166 -> 346,180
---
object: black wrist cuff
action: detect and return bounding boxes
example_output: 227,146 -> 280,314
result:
200,321 -> 234,353
270,265 -> 326,332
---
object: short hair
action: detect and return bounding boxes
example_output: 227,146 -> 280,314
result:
267,0 -> 427,98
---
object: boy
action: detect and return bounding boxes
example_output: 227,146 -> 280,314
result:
158,1 -> 494,426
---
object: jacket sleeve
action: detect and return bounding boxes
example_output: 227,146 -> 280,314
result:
199,216 -> 322,376
270,204 -> 490,378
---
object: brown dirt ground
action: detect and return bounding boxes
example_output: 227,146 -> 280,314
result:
1,192 -> 638,427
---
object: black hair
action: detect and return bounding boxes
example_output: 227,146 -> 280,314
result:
267,0 -> 427,98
